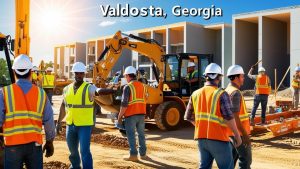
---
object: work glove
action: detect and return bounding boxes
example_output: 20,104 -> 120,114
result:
43,141 -> 54,157
56,122 -> 62,135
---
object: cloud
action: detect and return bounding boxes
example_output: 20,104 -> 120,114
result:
98,20 -> 116,27
98,18 -> 132,27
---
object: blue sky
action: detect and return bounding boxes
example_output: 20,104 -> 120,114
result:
1,0 -> 299,65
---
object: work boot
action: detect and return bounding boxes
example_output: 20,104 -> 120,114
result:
250,118 -> 255,126
123,155 -> 138,162
140,155 -> 151,160
261,118 -> 266,125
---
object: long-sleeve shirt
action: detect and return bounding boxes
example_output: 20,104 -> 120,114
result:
227,82 -> 241,114
184,81 -> 234,123
0,79 -> 56,141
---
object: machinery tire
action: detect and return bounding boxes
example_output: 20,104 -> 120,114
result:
154,101 -> 184,130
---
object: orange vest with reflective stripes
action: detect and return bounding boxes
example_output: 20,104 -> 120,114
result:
191,86 -> 230,142
2,84 -> 46,146
124,81 -> 146,117
226,85 -> 250,136
255,75 -> 271,95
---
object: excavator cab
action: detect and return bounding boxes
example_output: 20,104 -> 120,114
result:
162,53 -> 213,97
0,34 -> 15,87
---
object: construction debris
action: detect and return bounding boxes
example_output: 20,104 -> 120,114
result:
43,161 -> 70,169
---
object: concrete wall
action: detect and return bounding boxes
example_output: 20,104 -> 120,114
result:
262,17 -> 289,88
291,9 -> 300,83
112,49 -> 132,74
223,26 -> 232,87
75,43 -> 86,64
235,20 -> 259,89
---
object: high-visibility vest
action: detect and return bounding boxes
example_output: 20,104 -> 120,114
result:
187,70 -> 198,80
226,85 -> 250,136
64,82 -> 94,126
191,86 -> 230,141
2,84 -> 46,146
292,76 -> 300,89
43,74 -> 55,88
124,81 -> 146,117
32,72 -> 37,81
255,75 -> 271,95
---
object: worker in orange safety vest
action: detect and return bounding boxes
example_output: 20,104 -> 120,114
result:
0,54 -> 55,169
248,66 -> 271,125
226,65 -> 252,169
184,63 -> 242,169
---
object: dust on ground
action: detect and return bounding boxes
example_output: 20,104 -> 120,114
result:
45,95 -> 300,169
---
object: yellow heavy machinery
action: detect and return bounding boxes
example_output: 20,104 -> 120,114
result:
93,31 -> 212,130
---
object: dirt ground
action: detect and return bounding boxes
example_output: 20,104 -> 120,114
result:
45,95 -> 300,169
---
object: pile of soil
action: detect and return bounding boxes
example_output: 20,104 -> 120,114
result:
277,88 -> 293,98
242,90 -> 255,97
43,161 -> 70,169
55,127 -> 129,149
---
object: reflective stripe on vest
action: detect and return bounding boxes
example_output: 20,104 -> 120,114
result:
124,81 -> 146,117
292,79 -> 300,88
225,85 -> 250,135
2,84 -> 46,146
65,82 -> 94,126
192,86 -> 230,142
43,74 -> 55,88
255,75 -> 271,95
187,70 -> 198,80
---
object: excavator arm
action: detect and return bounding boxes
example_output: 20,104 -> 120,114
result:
93,31 -> 171,88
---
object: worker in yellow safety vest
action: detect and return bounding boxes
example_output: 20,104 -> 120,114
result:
248,66 -> 271,125
292,66 -> 300,110
31,66 -> 39,85
0,54 -> 55,168
184,63 -> 242,169
42,67 -> 55,105
226,65 -> 252,169
186,61 -> 199,94
56,62 -> 113,169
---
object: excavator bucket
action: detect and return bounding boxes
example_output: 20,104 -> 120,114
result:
94,94 -> 120,113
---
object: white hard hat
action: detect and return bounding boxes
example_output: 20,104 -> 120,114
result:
188,62 -> 196,68
71,62 -> 86,73
46,67 -> 53,72
258,67 -> 266,72
124,66 -> 136,75
32,66 -> 38,71
204,63 -> 223,79
295,66 -> 300,72
227,65 -> 244,77
12,54 -> 33,75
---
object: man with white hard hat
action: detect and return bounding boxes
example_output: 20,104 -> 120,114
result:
118,66 -> 148,161
42,67 -> 55,105
291,66 -> 300,110
186,62 -> 199,92
226,65 -> 252,169
0,54 -> 55,168
184,63 -> 242,169
56,62 -> 112,169
248,65 -> 271,125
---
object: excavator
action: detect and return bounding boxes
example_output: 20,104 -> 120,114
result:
93,31 -> 212,130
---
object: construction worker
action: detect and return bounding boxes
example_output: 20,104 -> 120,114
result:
248,66 -> 271,125
0,54 -> 55,169
31,66 -> 39,85
186,62 -> 199,94
56,62 -> 112,169
226,65 -> 252,169
292,66 -> 300,110
117,66 -> 148,161
184,63 -> 242,169
111,71 -> 121,84
42,67 -> 55,105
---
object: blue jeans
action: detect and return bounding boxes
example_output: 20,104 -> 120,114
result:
4,142 -> 43,169
44,88 -> 53,104
251,94 -> 268,122
198,139 -> 234,169
232,137 -> 252,169
124,115 -> 146,156
66,125 -> 93,169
